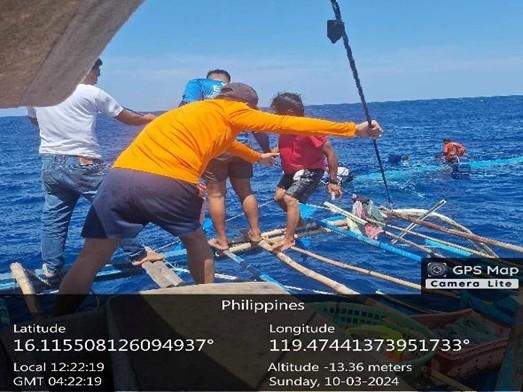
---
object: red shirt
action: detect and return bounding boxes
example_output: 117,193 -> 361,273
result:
279,134 -> 327,174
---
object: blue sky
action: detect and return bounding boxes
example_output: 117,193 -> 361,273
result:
2,0 -> 523,116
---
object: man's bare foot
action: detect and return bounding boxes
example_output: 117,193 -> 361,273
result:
247,229 -> 262,243
131,248 -> 165,266
270,238 -> 295,252
208,238 -> 230,251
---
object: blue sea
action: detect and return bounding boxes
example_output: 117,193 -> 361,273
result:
1,95 -> 522,294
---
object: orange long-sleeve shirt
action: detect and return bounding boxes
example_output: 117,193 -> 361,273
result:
114,99 -> 357,184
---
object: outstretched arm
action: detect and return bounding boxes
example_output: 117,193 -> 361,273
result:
226,140 -> 278,167
116,109 -> 156,126
226,140 -> 261,163
94,88 -> 155,125
228,106 -> 382,139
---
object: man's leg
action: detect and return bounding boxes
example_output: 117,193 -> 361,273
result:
206,180 -> 228,250
180,228 -> 214,284
203,157 -> 230,250
272,170 -> 323,251
59,238 -> 120,294
55,238 -> 120,315
230,177 -> 261,242
274,187 -> 288,212
272,194 -> 300,251
41,167 -> 79,277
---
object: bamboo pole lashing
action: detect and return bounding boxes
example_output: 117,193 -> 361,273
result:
390,199 -> 446,244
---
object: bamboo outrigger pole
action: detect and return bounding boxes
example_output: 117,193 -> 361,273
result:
291,246 -> 421,290
225,219 -> 348,254
257,239 -> 359,295
390,208 -> 498,256
218,249 -> 287,290
323,201 -> 497,258
291,245 -> 459,300
388,210 -> 523,254
10,262 -> 44,319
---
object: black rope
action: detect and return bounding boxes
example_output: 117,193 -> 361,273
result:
328,0 -> 393,207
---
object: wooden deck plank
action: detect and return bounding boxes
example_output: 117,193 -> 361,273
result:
141,260 -> 184,288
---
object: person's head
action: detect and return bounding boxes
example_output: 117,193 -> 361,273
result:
270,92 -> 304,116
217,82 -> 258,108
400,155 -> 409,161
206,69 -> 231,83
443,138 -> 451,144
83,58 -> 102,85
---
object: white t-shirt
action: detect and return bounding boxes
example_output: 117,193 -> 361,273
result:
27,84 -> 123,159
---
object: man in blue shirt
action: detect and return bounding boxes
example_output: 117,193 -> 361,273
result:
179,69 -> 230,105
179,70 -> 270,250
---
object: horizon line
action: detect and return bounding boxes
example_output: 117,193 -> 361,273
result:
1,93 -> 522,118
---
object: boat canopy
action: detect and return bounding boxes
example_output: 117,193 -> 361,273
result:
0,0 -> 143,108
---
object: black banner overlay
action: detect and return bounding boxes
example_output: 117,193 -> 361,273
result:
0,258 -> 520,392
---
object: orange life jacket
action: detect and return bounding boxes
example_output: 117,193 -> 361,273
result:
444,142 -> 466,157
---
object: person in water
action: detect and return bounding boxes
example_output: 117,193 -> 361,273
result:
388,154 -> 410,167
270,92 -> 345,251
179,70 -> 270,250
442,138 -> 466,163
27,58 -> 163,280
56,82 -> 382,313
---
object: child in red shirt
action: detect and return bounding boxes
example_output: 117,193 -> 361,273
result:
271,93 -> 343,251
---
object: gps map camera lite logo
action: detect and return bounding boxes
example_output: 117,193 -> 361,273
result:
422,258 -> 520,290
426,262 -> 448,278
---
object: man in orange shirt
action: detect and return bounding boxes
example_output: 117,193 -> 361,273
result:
57,83 -> 382,306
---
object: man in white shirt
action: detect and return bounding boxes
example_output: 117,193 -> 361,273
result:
28,59 -> 162,279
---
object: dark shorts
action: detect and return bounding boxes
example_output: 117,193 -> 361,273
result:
277,169 -> 324,203
82,169 -> 202,239
203,153 -> 253,183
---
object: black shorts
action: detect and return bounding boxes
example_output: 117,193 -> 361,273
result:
82,169 -> 202,239
203,153 -> 253,183
277,169 -> 324,203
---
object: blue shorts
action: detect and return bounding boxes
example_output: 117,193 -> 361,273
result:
82,169 -> 202,239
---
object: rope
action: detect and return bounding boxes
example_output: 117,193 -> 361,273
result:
329,0 -> 393,207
